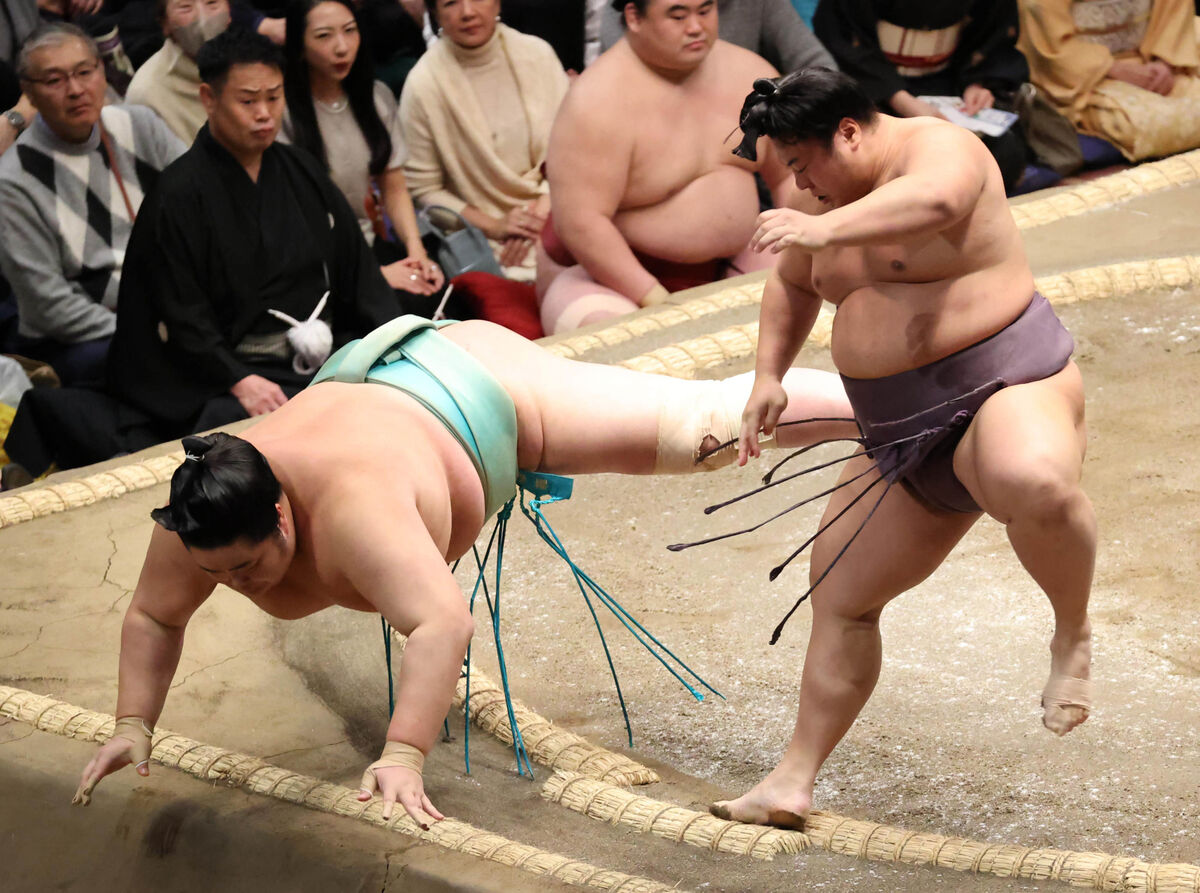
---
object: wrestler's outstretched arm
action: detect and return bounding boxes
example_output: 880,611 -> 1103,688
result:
74,526 -> 214,805
332,492 -> 474,829
752,125 -> 987,255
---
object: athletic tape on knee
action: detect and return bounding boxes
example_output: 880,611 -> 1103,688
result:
360,740 -> 425,791
654,374 -> 776,473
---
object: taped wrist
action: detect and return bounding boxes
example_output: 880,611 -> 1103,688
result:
654,373 -> 777,473
361,741 -> 425,789
640,282 -> 671,306
113,715 -> 153,768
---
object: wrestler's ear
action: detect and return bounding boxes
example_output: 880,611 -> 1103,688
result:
838,117 -> 862,151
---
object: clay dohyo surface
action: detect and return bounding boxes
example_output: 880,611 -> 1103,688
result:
3,229 -> 1200,891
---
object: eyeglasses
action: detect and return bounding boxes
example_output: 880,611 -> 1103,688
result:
25,62 -> 102,92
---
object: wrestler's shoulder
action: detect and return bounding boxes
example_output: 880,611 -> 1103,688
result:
556,52 -> 641,121
897,117 -> 990,159
708,40 -> 778,80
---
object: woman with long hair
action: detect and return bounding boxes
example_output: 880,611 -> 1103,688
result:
281,0 -> 444,299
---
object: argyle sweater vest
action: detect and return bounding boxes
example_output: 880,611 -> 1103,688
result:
0,104 -> 184,342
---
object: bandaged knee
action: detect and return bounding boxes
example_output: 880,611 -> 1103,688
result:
654,373 -> 777,473
360,740 -> 425,790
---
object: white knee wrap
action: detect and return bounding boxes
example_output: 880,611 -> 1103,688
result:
653,373 -> 777,473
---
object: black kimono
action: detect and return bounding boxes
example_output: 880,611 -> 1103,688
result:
109,125 -> 402,428
812,0 -> 1030,191
4,127 -> 402,477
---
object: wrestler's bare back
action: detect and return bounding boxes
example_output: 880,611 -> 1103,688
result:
142,326 -> 561,622
557,39 -> 783,262
798,117 -> 1037,378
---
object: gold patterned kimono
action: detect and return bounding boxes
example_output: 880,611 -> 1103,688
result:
1018,0 -> 1200,159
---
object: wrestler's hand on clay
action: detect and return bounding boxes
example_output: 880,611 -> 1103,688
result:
739,376 -> 789,466
358,762 -> 445,830
751,209 -> 833,255
231,374 -> 289,416
73,717 -> 154,806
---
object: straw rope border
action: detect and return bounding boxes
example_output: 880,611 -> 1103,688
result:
1010,149 -> 1200,231
543,772 -> 806,862
544,773 -> 1200,891
543,152 -> 1200,365
610,256 -> 1200,380
3,259 -> 1200,882
4,254 -> 1199,526
451,661 -> 660,786
388,629 -> 660,786
0,685 -> 682,893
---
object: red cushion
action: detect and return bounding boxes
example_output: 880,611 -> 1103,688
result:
451,272 -> 544,340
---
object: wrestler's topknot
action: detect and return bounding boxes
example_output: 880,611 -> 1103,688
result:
151,433 -> 282,550
732,67 -> 878,161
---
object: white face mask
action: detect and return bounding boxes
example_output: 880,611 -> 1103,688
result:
173,9 -> 231,59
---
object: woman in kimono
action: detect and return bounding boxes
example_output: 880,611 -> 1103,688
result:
1018,0 -> 1200,161
813,0 -> 1032,192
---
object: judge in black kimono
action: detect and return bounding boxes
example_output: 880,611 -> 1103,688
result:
109,26 -> 404,431
812,0 -> 1031,192
2,28 -> 404,481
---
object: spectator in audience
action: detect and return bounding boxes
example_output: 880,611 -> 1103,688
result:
1,60 -> 36,157
538,0 -> 790,334
280,0 -> 442,303
125,0 -> 232,143
0,23 -> 185,386
399,0 -> 568,282
812,0 -> 1031,193
1,1 -> 41,66
1018,0 -> 1200,161
3,26 -> 405,481
35,0 -> 139,95
599,0 -> 835,76
357,0 -> 427,95
108,26 -> 404,435
789,0 -> 815,28
503,0 -> 587,72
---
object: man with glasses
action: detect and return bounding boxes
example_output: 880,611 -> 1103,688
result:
0,22 -> 184,386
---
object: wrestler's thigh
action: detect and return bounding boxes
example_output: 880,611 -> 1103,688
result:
439,319 -> 669,473
953,363 -> 1087,524
807,454 -> 977,620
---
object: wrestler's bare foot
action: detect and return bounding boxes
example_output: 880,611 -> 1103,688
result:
1041,622 -> 1092,736
709,769 -> 811,830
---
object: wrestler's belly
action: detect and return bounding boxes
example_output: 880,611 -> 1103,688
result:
614,166 -> 760,263
829,277 -> 1036,378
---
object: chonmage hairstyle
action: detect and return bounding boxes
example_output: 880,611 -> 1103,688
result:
732,68 -> 878,162
151,433 -> 282,550
283,0 -> 391,177
196,25 -> 284,92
